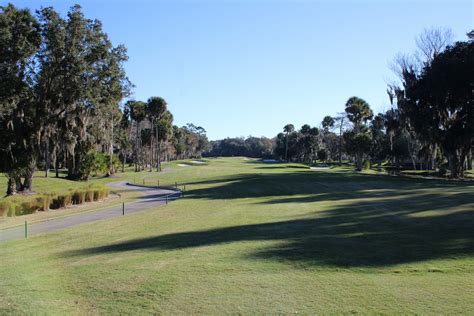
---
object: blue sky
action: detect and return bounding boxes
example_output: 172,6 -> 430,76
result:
9,0 -> 473,140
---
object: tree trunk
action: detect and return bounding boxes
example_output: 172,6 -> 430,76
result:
468,148 -> 472,170
44,139 -> 50,178
23,174 -> 33,192
55,156 -> 59,178
6,175 -> 16,196
135,121 -> 139,172
122,151 -> 125,173
157,141 -> 162,172
338,120 -> 343,165
355,153 -> 363,171
110,116 -> 115,175
407,139 -> 416,170
430,144 -> 437,170
15,176 -> 24,192
23,161 -> 35,192
155,125 -> 160,172
51,144 -> 58,178
448,150 -> 464,179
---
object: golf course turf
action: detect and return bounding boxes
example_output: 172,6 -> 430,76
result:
1,157 -> 473,314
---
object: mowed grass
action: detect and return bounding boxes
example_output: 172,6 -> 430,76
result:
0,157 -> 473,314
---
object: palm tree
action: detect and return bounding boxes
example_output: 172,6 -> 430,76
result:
146,97 -> 167,171
345,96 -> 373,133
283,124 -> 294,161
128,100 -> 146,172
345,97 -> 373,171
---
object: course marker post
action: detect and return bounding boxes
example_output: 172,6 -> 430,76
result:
143,179 -> 145,185
122,202 -> 125,216
25,221 -> 28,239
175,182 -> 177,188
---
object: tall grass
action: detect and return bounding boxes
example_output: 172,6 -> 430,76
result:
0,186 -> 109,217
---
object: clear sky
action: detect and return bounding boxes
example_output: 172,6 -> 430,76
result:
8,0 -> 474,140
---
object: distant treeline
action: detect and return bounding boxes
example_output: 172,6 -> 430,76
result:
204,137 -> 274,158
206,29 -> 473,179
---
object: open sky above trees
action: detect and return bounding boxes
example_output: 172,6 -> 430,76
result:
10,0 -> 472,140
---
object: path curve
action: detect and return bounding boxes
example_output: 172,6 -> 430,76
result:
0,182 -> 181,242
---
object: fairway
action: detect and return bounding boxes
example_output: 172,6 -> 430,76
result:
1,157 -> 473,314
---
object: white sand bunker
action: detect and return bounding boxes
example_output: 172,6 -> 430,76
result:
190,160 -> 206,164
262,159 -> 278,163
177,163 -> 192,167
310,166 -> 330,170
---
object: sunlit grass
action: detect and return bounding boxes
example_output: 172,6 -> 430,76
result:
0,157 -> 473,314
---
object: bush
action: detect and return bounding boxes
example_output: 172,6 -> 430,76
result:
0,185 -> 109,217
0,200 -> 15,217
51,193 -> 73,209
93,190 -> 100,201
0,196 -> 46,217
72,190 -> 86,205
93,187 -> 109,201
317,149 -> 327,162
106,154 -> 122,174
363,160 -> 371,170
85,189 -> 95,202
17,201 -> 39,216
35,195 -> 51,212
75,152 -> 120,180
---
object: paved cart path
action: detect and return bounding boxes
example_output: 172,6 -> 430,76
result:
0,182 -> 180,242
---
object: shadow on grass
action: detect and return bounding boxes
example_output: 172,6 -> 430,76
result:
254,165 -> 309,170
66,170 -> 474,267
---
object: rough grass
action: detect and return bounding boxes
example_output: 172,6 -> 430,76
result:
0,168 -> 152,229
0,168 -> 141,201
0,157 -> 473,314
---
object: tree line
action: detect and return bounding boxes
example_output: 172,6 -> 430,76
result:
206,29 -> 473,178
204,136 -> 274,158
0,4 -> 208,196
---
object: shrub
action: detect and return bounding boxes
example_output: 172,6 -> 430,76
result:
72,190 -> 86,205
0,185 -> 109,217
106,154 -> 122,174
0,200 -> 14,217
317,149 -> 327,162
18,201 -> 39,216
93,187 -> 109,201
76,152 -> 121,180
0,197 -> 45,217
34,195 -> 51,211
52,193 -> 73,209
85,189 -> 95,202
7,204 -> 16,217
93,190 -> 100,201
363,160 -> 371,170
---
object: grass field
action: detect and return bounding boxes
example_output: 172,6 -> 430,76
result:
1,157 -> 473,314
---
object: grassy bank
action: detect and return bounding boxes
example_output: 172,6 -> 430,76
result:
1,157 -> 473,314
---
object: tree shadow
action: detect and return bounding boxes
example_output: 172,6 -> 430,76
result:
254,165 -> 309,170
66,170 -> 474,268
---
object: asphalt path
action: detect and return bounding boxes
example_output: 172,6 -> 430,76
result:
0,182 -> 181,242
